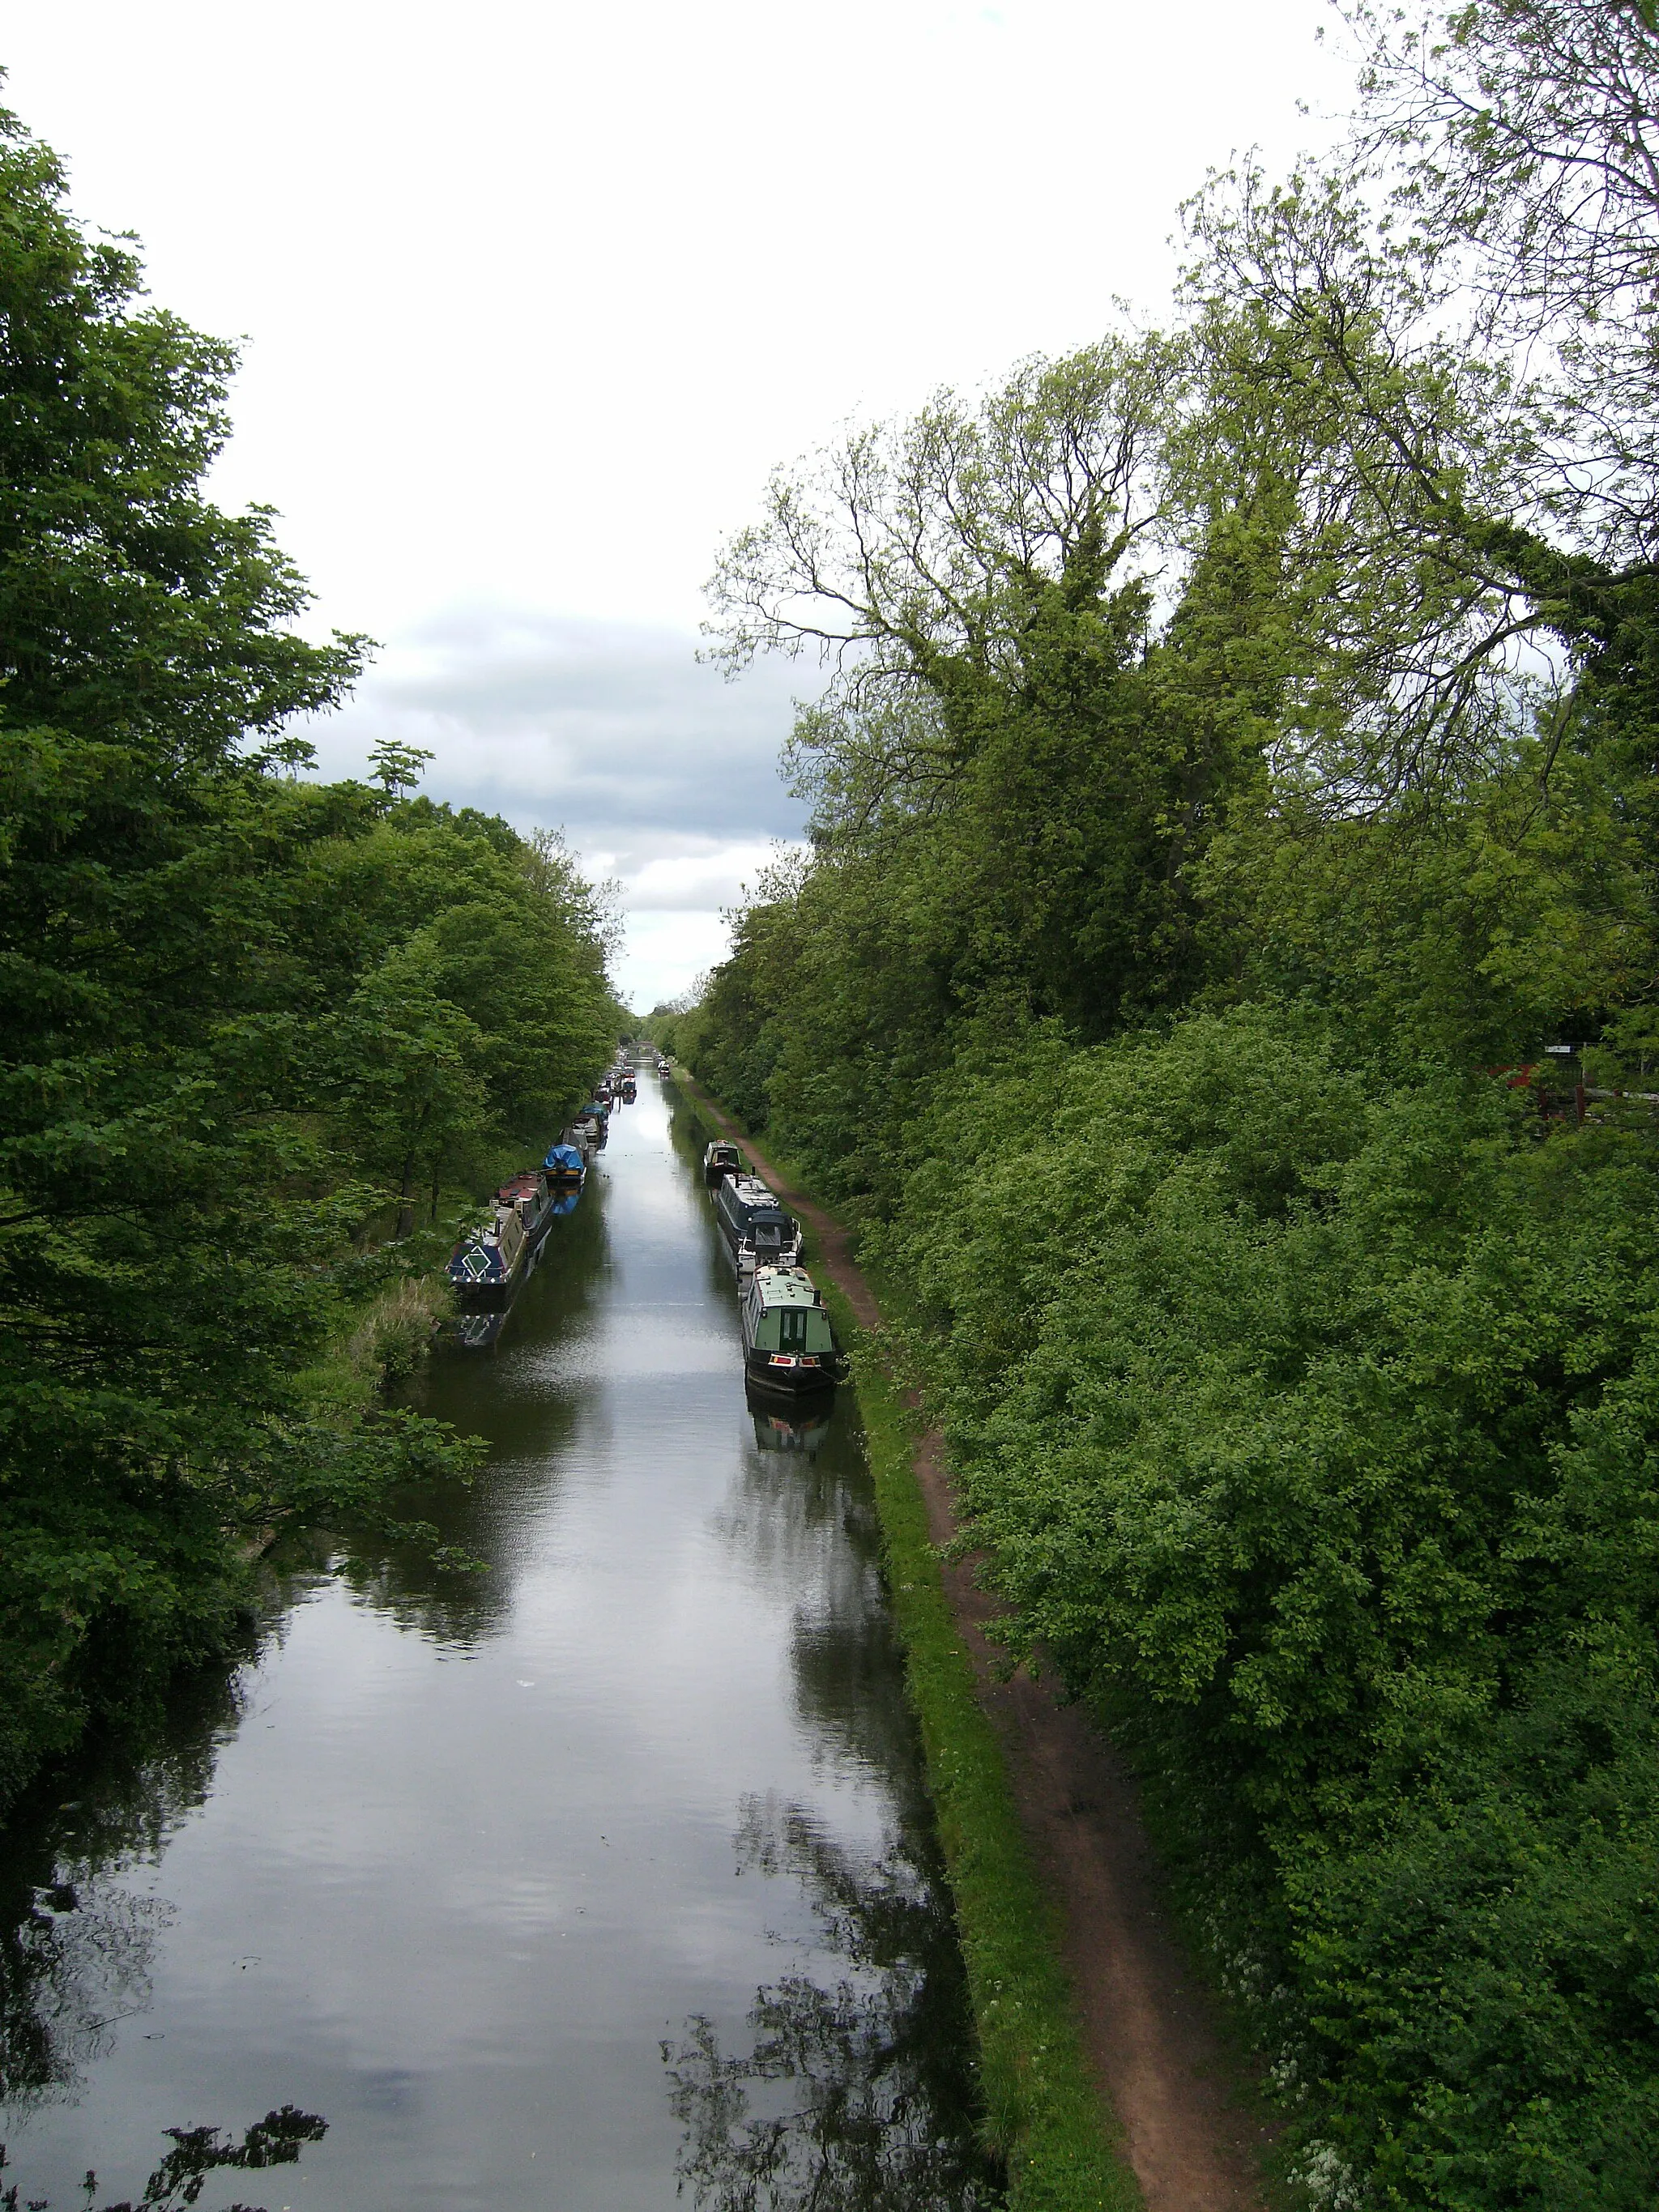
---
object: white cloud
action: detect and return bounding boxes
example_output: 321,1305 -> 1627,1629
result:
616,911 -> 740,1013
620,842 -> 791,916
294,612 -> 814,1004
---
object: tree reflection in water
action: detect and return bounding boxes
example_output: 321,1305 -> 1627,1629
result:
663,1796 -> 1004,2212
0,1652 -> 256,2112
0,1660 -> 327,2211
1,2104 -> 326,2212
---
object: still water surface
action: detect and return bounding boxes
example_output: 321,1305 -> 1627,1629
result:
0,1076 -> 998,2209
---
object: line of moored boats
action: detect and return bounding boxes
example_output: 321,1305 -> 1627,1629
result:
700,1136 -> 842,1400
445,1046 -> 667,1306
440,1050 -> 842,1404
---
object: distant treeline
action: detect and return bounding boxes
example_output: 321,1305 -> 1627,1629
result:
0,109 -> 621,1812
655,6 -> 1659,2203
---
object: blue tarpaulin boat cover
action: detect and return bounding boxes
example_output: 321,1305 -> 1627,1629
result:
544,1143 -> 585,1175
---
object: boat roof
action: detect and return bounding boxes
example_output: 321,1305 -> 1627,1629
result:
752,1267 -> 822,1308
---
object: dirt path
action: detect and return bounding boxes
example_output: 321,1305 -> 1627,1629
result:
679,1076 -> 1272,2212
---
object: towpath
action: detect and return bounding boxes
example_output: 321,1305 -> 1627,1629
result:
676,1071 -> 1272,2212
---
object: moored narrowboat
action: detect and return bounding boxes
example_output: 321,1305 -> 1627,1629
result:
448,1204 -> 527,1308
703,1139 -> 741,1186
741,1265 -> 838,1395
447,1169 -> 557,1306
714,1174 -> 803,1274
503,1168 -> 558,1248
544,1139 -> 586,1188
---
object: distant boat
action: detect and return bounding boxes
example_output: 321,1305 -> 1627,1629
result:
703,1139 -> 741,1186
740,1264 -> 838,1395
544,1140 -> 586,1188
577,1101 -> 609,1147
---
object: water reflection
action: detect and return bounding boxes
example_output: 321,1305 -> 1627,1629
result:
0,1079 -> 995,2209
326,1180 -> 615,1647
748,1391 -> 835,1457
0,1662 -> 247,2111
664,1797 -> 1000,2212
2,2105 -> 327,2212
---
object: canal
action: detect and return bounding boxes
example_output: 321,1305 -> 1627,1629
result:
0,1073 -> 999,2210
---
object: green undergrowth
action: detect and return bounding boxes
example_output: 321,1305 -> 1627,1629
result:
669,1067 -> 1136,2212
298,1269 -> 455,1417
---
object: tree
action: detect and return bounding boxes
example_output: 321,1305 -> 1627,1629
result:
0,104 -> 613,1813
368,738 -> 433,800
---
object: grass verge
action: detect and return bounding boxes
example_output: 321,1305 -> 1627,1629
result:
667,1067 -> 1137,2211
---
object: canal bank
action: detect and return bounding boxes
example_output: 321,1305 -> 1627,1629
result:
667,1066 -> 1272,2212
0,1074 -> 1000,2210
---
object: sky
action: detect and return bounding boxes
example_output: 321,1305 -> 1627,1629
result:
3,0 -> 1352,1007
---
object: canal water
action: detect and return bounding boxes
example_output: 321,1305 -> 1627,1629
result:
0,1075 -> 999,2210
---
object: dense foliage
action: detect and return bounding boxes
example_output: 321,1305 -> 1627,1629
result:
0,109 -> 620,1813
658,6 -> 1659,2201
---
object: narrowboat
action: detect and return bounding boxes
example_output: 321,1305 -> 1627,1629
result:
447,1167 -> 562,1305
703,1139 -> 741,1185
578,1101 -> 609,1148
544,1138 -> 586,1188
740,1265 -> 838,1395
619,1071 -> 637,1102
501,1169 -> 559,1251
714,1174 -> 803,1274
448,1188 -> 528,1306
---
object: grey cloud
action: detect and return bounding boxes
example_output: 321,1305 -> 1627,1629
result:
295,607 -> 812,851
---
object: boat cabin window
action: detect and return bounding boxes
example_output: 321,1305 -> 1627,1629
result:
778,1307 -> 811,1351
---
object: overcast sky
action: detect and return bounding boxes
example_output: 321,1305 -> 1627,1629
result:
6,0 -> 1350,1007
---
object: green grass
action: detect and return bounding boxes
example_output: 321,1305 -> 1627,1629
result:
667,1064 -> 1137,2210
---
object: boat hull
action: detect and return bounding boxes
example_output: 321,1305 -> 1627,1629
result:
744,1347 -> 837,1396
451,1252 -> 528,1311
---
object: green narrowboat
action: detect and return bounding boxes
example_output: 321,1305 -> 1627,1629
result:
740,1264 -> 838,1395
